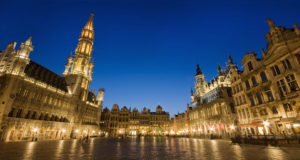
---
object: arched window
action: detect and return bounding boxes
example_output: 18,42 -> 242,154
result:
260,72 -> 268,82
8,108 -> 15,117
31,112 -> 37,119
272,106 -> 278,114
16,109 -> 22,118
39,113 -> 44,120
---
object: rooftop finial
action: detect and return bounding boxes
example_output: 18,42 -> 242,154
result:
228,53 -> 233,64
267,18 -> 275,28
218,64 -> 222,74
294,24 -> 300,35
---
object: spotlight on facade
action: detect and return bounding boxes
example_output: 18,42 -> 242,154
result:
32,128 -> 38,133
92,130 -> 95,134
62,129 -> 66,133
210,127 -> 214,131
230,125 -> 235,130
170,130 -> 175,135
293,123 -> 300,127
75,129 -> 79,133
83,130 -> 87,133
263,121 -> 270,126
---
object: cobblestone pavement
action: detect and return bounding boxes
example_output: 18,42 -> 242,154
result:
0,137 -> 300,160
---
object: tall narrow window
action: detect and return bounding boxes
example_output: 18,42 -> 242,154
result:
247,61 -> 253,71
282,59 -> 292,70
252,76 -> 258,86
283,103 -> 293,112
286,74 -> 299,92
8,108 -> 15,117
260,72 -> 268,82
277,79 -> 287,97
272,106 -> 278,114
271,65 -> 281,76
265,87 -> 274,102
16,109 -> 22,118
245,80 -> 250,89
248,94 -> 255,106
256,93 -> 263,104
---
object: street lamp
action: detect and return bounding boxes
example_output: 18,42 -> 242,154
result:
32,128 -> 38,133
263,121 -> 270,126
230,125 -> 235,130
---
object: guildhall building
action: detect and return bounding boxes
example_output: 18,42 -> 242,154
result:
0,13 -> 104,142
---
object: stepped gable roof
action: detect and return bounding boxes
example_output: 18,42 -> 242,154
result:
24,60 -> 68,92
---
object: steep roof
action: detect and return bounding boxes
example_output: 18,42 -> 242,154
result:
24,60 -> 68,92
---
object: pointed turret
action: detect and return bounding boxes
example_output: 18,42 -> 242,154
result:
64,13 -> 96,99
25,36 -> 32,46
218,64 -> 222,74
294,24 -> 300,35
228,54 -> 233,64
80,12 -> 94,40
18,36 -> 34,58
267,18 -> 275,29
196,64 -> 202,75
75,12 -> 94,57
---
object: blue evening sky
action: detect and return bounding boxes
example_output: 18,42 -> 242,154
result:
1,0 -> 300,116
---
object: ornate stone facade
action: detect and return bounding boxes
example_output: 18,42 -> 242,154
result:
232,19 -> 300,136
170,104 -> 191,135
188,61 -> 237,138
0,13 -> 104,142
100,105 -> 170,136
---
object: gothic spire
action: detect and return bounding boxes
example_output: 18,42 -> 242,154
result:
83,12 -> 94,34
196,64 -> 202,75
218,64 -> 222,74
75,12 -> 94,57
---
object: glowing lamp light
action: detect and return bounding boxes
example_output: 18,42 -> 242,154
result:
75,129 -> 79,133
230,125 -> 235,130
92,130 -> 95,134
170,130 -> 175,135
32,128 -> 38,133
62,129 -> 66,133
263,121 -> 270,126
293,124 -> 300,127
210,127 -> 214,131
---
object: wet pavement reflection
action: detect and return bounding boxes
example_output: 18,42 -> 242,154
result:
0,137 -> 300,160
